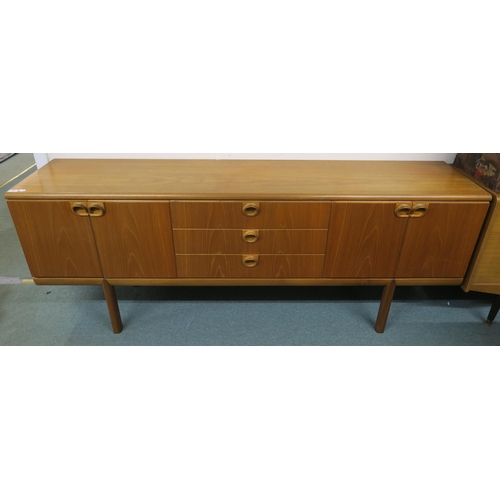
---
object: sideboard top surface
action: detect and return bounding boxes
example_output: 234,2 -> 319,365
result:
5,159 -> 492,201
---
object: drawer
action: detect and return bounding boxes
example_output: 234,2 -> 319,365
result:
170,201 -> 331,229
176,254 -> 325,278
173,229 -> 328,255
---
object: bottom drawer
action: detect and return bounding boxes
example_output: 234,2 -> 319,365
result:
176,255 -> 325,278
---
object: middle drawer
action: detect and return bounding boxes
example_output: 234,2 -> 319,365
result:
173,229 -> 328,255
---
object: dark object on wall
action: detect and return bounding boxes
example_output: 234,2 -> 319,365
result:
454,153 -> 500,193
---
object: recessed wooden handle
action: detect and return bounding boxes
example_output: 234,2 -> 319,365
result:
410,203 -> 429,218
71,203 -> 89,217
242,203 -> 260,217
395,204 -> 412,218
242,230 -> 260,243
89,203 -> 106,217
242,255 -> 259,268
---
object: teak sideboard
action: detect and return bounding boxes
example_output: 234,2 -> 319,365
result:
5,159 -> 494,334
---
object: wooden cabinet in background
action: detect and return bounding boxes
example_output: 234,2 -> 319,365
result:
5,159 -> 493,335
463,190 -> 500,295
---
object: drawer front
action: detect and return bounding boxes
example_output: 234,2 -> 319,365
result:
170,201 -> 331,229
176,255 -> 325,278
173,229 -> 328,255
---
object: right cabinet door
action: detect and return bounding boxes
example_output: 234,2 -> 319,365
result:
324,202 -> 410,278
396,202 -> 489,278
89,201 -> 177,279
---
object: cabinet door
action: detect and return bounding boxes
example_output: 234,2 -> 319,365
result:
324,202 -> 409,278
396,202 -> 489,278
7,200 -> 102,278
89,201 -> 176,278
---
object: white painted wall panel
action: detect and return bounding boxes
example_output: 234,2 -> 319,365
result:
33,153 -> 49,169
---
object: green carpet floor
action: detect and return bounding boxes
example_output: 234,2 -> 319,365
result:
1,155 -> 499,345
0,153 -> 35,186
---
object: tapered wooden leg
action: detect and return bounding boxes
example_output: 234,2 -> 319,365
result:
375,280 -> 396,334
486,295 -> 500,326
103,281 -> 123,334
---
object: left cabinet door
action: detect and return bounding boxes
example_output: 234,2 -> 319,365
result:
7,200 -> 103,278
89,201 -> 177,278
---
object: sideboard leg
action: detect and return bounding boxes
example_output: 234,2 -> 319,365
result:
486,295 -> 500,326
103,281 -> 123,334
375,280 -> 396,334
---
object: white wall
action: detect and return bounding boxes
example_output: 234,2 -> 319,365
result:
45,153 -> 457,164
34,153 -> 49,169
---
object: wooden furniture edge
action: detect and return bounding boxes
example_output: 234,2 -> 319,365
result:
6,194 -> 493,202
105,278 -> 465,287
462,193 -> 500,292
33,278 -> 104,286
463,284 -> 500,295
5,160 -> 492,202
31,277 -> 465,287
105,278 -> 393,287
395,278 -> 464,286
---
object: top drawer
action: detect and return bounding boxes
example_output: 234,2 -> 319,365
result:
170,201 -> 331,229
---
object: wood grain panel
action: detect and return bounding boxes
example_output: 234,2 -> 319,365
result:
173,229 -> 328,254
396,202 -> 489,278
5,159 -> 492,201
170,202 -> 331,229
7,200 -> 102,278
176,255 -> 325,278
89,201 -> 176,278
465,196 -> 500,285
324,203 -> 409,278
